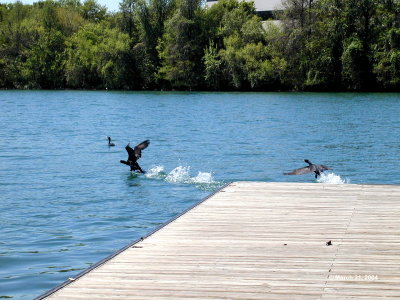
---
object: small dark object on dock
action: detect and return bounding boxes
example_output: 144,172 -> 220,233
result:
284,243 -> 287,246
326,240 -> 332,246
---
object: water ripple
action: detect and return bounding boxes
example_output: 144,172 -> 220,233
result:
1,91 -> 400,299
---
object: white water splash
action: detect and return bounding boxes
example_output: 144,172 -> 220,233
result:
165,166 -> 191,183
145,165 -> 221,190
190,172 -> 214,184
317,172 -> 350,184
145,165 -> 166,178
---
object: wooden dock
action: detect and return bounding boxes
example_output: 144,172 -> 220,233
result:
38,182 -> 400,299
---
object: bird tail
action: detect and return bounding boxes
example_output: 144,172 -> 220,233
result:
120,160 -> 130,165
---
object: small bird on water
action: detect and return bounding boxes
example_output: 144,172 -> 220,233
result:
120,140 -> 150,173
107,136 -> 115,146
284,159 -> 332,179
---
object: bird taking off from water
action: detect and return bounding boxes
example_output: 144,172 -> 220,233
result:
284,159 -> 332,178
120,140 -> 150,173
107,136 -> 115,146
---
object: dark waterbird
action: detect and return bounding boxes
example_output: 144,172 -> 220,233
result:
284,159 -> 332,179
107,136 -> 115,147
120,140 -> 150,173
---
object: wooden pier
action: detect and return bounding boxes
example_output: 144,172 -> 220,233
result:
38,182 -> 400,299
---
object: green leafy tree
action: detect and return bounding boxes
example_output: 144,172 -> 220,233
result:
374,28 -> 400,89
135,0 -> 175,87
158,0 -> 205,89
205,0 -> 286,90
202,0 -> 253,89
1,0 -> 400,91
65,22 -> 131,89
56,6 -> 85,36
301,0 -> 344,90
280,0 -> 317,90
203,41 -> 222,90
373,1 -> 400,89
119,0 -> 138,39
81,0 -> 107,22
0,2 -> 40,88
20,29 -> 66,88
341,37 -> 366,90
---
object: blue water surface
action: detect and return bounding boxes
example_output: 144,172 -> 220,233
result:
0,91 -> 399,299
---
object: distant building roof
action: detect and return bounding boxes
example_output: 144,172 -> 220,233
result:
205,0 -> 283,12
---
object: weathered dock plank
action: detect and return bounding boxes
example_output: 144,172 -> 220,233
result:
38,182 -> 400,299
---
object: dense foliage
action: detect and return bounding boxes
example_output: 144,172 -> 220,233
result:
0,0 -> 399,91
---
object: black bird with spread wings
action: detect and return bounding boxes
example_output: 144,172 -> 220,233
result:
284,159 -> 332,178
120,140 -> 150,173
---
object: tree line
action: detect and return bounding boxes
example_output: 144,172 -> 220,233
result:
0,0 -> 399,91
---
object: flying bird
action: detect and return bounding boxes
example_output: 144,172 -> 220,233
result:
107,136 -> 115,147
120,140 -> 150,173
284,159 -> 332,178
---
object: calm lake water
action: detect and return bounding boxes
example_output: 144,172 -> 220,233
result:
1,91 -> 400,299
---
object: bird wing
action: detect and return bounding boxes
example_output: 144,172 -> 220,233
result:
125,143 -> 136,161
284,166 -> 313,175
318,164 -> 332,171
134,140 -> 150,159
